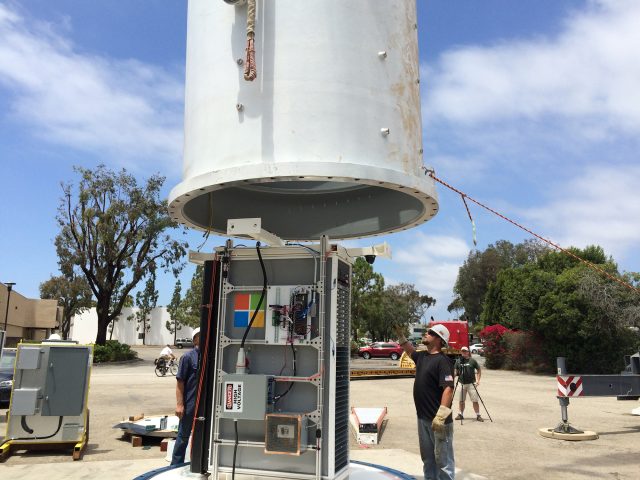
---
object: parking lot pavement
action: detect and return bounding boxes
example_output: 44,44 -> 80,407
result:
1,458 -> 166,480
2,349 -> 639,479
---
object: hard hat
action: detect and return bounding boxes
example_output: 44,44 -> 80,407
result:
192,327 -> 201,340
429,324 -> 450,346
48,333 -> 62,341
460,346 -> 469,351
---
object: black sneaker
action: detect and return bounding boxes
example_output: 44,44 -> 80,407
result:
476,415 -> 484,422
455,413 -> 464,420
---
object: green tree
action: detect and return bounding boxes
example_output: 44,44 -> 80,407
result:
182,265 -> 204,327
128,273 -> 159,345
55,165 -> 188,345
350,259 -> 436,341
39,274 -> 94,339
351,258 -> 384,341
108,278 -> 134,340
482,246 -> 640,373
446,296 -> 465,318
166,280 -> 186,345
166,266 -> 203,344
452,239 -> 549,324
380,283 -> 436,339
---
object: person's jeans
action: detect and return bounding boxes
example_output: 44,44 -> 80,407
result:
171,413 -> 194,465
417,417 -> 455,480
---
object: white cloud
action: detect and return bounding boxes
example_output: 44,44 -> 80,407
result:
524,164 -> 640,262
0,4 -> 183,168
424,1 -> 640,135
393,232 -> 469,306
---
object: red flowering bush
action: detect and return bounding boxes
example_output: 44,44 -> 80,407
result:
479,324 -> 510,369
502,330 -> 550,373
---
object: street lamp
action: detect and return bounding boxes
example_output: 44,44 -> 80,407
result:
3,282 -> 16,332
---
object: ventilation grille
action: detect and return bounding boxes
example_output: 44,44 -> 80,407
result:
336,282 -> 351,346
334,279 -> 350,472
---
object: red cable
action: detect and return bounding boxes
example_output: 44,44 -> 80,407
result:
428,172 -> 640,295
189,257 -> 218,454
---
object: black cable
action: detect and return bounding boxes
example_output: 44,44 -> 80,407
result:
0,415 -> 65,447
232,419 -> 239,480
240,242 -> 267,349
21,416 -> 34,434
275,322 -> 297,405
285,242 -> 320,256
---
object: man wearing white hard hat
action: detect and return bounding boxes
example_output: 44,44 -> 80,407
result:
172,327 -> 201,464
396,323 -> 455,480
454,347 -> 483,422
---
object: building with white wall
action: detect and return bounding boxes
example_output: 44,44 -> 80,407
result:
70,307 -> 195,346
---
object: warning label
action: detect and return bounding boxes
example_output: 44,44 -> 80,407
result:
224,381 -> 243,412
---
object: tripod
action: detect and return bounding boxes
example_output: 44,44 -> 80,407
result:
470,382 -> 493,422
452,373 -> 463,425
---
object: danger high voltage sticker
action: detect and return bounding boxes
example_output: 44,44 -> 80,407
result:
224,381 -> 243,412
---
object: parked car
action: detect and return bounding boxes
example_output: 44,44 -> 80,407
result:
358,342 -> 404,360
175,337 -> 194,349
470,343 -> 485,355
0,348 -> 17,407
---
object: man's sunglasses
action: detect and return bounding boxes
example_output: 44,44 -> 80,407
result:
426,330 -> 437,337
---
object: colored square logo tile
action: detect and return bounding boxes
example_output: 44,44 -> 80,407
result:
234,310 -> 249,328
233,292 -> 265,328
234,293 -> 250,310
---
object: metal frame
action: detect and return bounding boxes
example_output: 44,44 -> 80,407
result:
203,240 -> 351,480
553,355 -> 640,434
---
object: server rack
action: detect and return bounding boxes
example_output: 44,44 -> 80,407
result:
192,239 -> 351,480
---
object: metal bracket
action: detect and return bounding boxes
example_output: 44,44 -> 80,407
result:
227,218 -> 285,246
552,421 -> 584,434
345,241 -> 392,260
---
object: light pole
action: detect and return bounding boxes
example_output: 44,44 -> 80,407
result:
3,282 -> 16,332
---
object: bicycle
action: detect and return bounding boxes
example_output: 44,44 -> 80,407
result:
154,358 -> 178,377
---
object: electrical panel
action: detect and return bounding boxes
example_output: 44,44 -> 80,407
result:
16,346 -> 41,370
264,285 -> 318,345
206,242 -> 352,480
42,346 -> 91,416
219,374 -> 274,420
5,343 -> 92,446
265,413 -> 307,455
10,388 -> 40,416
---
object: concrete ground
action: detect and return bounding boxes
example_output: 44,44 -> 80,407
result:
1,347 -> 639,479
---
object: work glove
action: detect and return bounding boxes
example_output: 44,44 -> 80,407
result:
431,405 -> 451,434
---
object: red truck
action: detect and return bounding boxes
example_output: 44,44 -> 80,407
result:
427,320 -> 470,357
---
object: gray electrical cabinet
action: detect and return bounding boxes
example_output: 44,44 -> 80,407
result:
42,347 -> 90,416
5,343 -> 92,449
205,241 -> 351,480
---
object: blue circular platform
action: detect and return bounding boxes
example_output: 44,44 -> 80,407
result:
134,461 -> 415,480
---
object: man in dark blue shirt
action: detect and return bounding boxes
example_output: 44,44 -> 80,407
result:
171,327 -> 200,465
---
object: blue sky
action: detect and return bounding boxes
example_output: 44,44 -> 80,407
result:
1,0 -> 639,322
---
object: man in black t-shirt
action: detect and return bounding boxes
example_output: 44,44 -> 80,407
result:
397,324 -> 455,480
